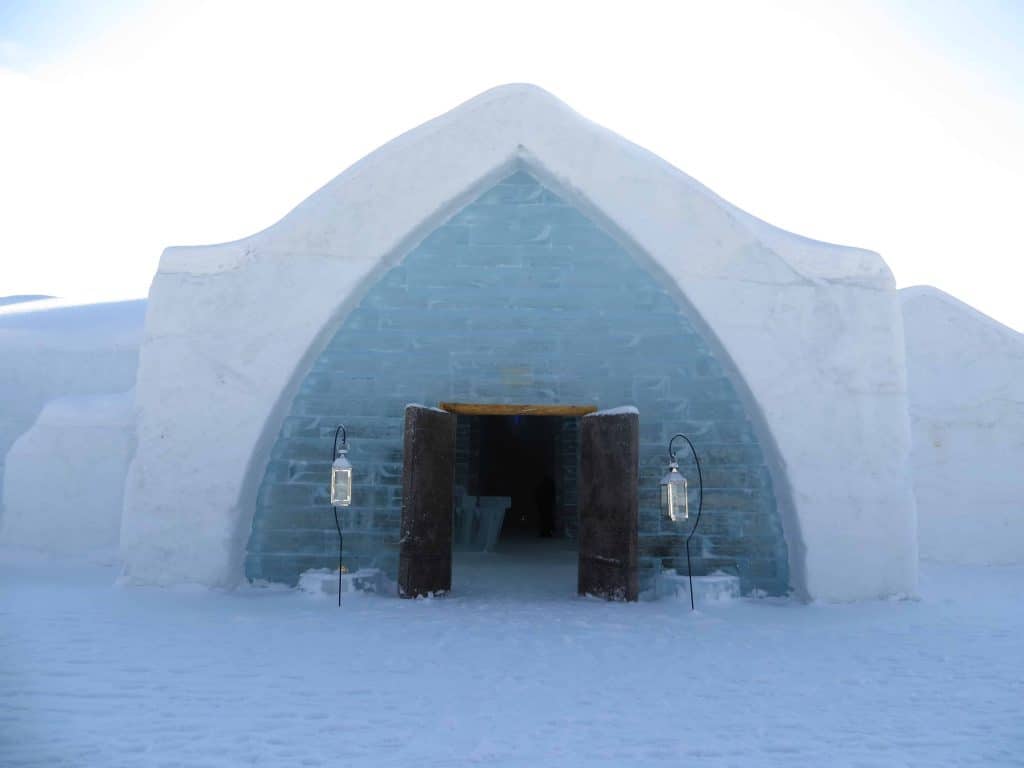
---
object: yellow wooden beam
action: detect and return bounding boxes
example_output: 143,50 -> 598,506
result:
438,402 -> 598,417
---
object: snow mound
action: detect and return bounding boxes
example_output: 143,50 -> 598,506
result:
0,391 -> 136,562
901,286 -> 1024,564
0,299 -> 144,524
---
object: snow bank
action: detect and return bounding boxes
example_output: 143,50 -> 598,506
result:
0,391 -> 135,561
0,298 -> 145,524
902,286 -> 1024,564
124,84 -> 916,600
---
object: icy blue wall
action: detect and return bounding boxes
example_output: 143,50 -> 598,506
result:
245,170 -> 789,595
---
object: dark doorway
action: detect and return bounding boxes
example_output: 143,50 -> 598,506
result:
476,415 -> 559,540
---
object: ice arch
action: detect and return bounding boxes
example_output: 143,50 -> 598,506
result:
244,169 -> 790,594
122,84 -> 916,600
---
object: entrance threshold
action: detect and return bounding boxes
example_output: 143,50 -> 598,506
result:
453,538 -> 579,600
439,403 -> 598,417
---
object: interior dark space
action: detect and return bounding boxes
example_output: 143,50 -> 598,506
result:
479,415 -> 556,539
452,413 -> 580,597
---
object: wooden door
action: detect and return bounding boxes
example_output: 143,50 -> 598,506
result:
578,409 -> 639,601
398,405 -> 456,598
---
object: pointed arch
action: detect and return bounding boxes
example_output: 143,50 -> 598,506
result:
240,164 -> 801,595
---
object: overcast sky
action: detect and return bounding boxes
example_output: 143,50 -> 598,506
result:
1,0 -> 1021,331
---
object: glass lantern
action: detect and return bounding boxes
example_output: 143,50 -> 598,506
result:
330,449 -> 352,507
660,461 -> 689,522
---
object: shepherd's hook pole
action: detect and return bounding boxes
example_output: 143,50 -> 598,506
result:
332,425 -> 347,607
669,433 -> 703,611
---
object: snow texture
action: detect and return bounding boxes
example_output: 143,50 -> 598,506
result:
0,299 -> 144,527
0,391 -> 135,561
1,553 -> 1020,767
124,83 -> 916,600
297,567 -> 395,597
405,402 -> 449,414
901,286 -> 1024,564
587,405 -> 640,416
654,569 -> 742,602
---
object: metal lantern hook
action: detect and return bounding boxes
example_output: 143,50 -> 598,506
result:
329,423 -> 351,607
666,432 -> 704,611
668,433 -> 696,465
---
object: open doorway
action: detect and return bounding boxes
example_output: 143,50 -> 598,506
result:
398,403 -> 638,601
451,413 -> 580,597
476,415 -> 562,539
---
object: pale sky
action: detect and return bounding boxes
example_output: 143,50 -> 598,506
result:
1,0 -> 1022,330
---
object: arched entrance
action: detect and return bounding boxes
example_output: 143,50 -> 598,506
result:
244,169 -> 789,596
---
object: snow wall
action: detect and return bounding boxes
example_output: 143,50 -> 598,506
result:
122,84 -> 917,601
0,391 -> 135,560
902,287 -> 1024,564
0,299 -> 145,528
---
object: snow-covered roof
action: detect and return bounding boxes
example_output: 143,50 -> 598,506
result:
0,298 -> 146,349
901,285 -> 1022,340
901,284 -> 1024,411
159,84 -> 891,289
901,285 -> 1024,566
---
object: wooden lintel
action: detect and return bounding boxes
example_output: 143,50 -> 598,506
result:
438,402 -> 598,417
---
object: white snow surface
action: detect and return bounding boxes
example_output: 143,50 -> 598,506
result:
587,405 -> 640,416
902,286 -> 1024,564
0,299 -> 144,525
0,391 -> 135,561
125,83 -> 916,601
1,549 -> 1021,767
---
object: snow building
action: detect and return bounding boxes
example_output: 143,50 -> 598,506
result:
121,85 -> 917,601
901,287 -> 1024,565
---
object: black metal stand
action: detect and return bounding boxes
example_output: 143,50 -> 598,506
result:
332,425 -> 346,607
669,433 -> 703,611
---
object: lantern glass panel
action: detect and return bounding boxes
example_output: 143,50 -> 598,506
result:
660,467 -> 688,521
330,453 -> 352,507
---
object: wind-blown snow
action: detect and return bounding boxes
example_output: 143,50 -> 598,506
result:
0,553 -> 1020,767
902,286 -> 1024,564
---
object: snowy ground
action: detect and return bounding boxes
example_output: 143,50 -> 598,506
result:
2,547 -> 1022,767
